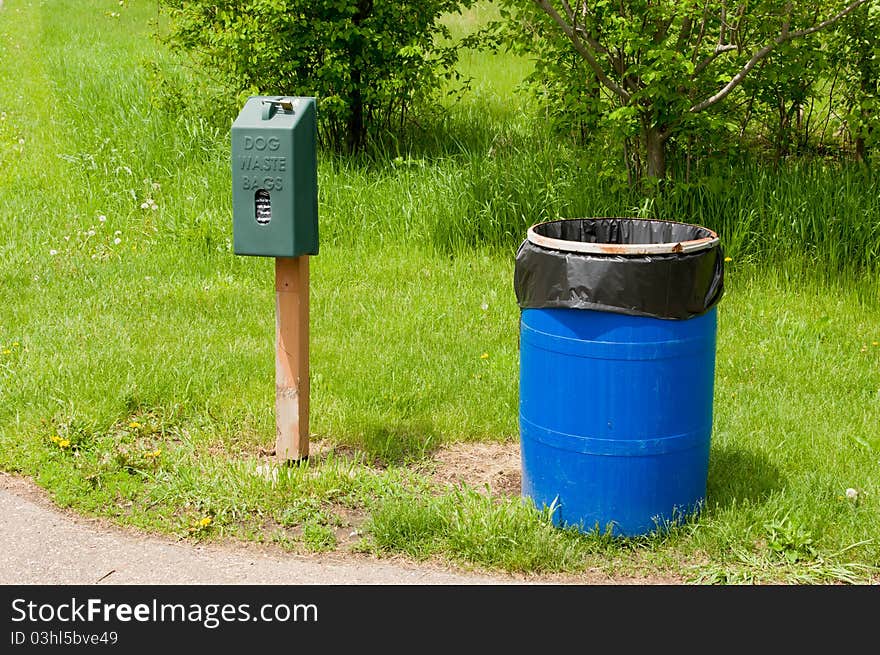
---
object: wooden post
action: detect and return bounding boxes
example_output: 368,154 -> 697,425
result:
275,256 -> 309,462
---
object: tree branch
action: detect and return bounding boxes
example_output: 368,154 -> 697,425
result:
675,16 -> 693,52
653,15 -> 675,44
692,44 -> 739,77
571,24 -> 639,92
690,0 -> 711,64
731,3 -> 747,50
560,0 -> 576,26
690,0 -> 868,113
563,1 -> 633,88
533,0 -> 631,102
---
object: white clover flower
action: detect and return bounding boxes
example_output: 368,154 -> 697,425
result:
87,229 -> 95,237
49,249 -> 58,256
114,237 -> 122,245
845,488 -> 859,500
140,202 -> 149,209
98,215 -> 107,222
114,230 -> 122,236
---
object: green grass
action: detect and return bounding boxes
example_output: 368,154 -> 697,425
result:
0,0 -> 878,583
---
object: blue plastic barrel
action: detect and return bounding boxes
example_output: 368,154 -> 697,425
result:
515,218 -> 723,537
519,307 -> 717,536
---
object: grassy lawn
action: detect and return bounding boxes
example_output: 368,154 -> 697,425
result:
1,0 -> 878,583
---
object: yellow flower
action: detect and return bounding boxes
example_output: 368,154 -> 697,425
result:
58,439 -> 71,449
49,435 -> 60,443
12,342 -> 19,347
199,516 -> 212,528
724,257 -> 733,262
145,449 -> 161,458
128,421 -> 141,429
2,349 -> 10,355
872,341 -> 878,347
480,352 -> 489,359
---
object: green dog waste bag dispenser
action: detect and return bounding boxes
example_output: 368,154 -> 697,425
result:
231,96 -> 318,257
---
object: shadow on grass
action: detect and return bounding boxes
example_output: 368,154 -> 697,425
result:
705,444 -> 783,509
359,418 -> 440,466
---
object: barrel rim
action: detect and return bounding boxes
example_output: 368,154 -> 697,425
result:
527,217 -> 720,256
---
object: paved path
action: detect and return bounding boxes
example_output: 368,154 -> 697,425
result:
0,474 -> 514,585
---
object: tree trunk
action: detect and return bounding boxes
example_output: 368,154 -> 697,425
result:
346,0 -> 373,154
855,136 -> 866,163
643,122 -> 668,181
347,69 -> 364,154
855,72 -> 872,164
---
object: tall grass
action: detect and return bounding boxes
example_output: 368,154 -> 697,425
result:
315,93 -> 880,281
412,124 -> 880,275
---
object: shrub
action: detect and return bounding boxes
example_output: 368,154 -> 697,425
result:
162,0 -> 474,152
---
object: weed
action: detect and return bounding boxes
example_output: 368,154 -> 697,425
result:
301,523 -> 338,553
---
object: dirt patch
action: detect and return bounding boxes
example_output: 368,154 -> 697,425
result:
234,438 -> 371,469
425,441 -> 521,496
255,503 -> 369,553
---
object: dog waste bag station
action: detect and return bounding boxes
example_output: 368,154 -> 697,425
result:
514,218 -> 725,536
232,96 -> 318,462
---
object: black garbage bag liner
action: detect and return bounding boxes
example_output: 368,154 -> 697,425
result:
514,218 -> 724,320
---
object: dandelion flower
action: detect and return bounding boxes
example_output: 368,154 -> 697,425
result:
49,435 -> 60,443
1,349 -> 10,355
199,516 -> 213,528
49,249 -> 58,256
58,439 -> 71,449
724,256 -> 733,262
129,421 -> 141,429
480,352 -> 489,359
12,342 -> 19,347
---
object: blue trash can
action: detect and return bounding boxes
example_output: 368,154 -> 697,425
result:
514,218 -> 725,537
